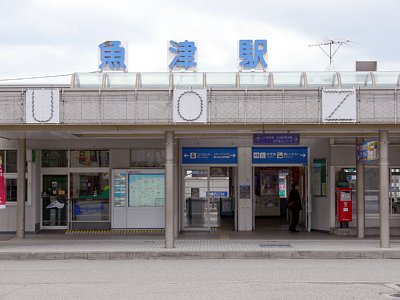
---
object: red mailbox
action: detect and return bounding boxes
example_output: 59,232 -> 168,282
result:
337,187 -> 352,222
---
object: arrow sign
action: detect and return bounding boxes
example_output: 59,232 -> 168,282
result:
252,147 -> 308,164
182,148 -> 238,164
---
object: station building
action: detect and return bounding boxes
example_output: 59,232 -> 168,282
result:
0,70 -> 399,247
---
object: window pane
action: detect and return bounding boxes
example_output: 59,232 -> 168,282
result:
70,150 -> 109,167
42,150 -> 68,167
6,150 -> 17,173
5,178 -> 27,202
335,168 -> 356,189
365,191 -> 379,214
373,72 -> 400,87
239,72 -> 270,87
130,149 -> 165,167
340,72 -> 372,87
173,72 -> 204,88
105,72 -> 137,88
390,170 -> 400,214
365,168 -> 379,190
72,72 -> 103,88
0,150 -> 4,170
6,178 -> 17,201
70,173 -> 110,221
206,73 -> 236,87
139,73 -> 170,88
273,72 -> 304,87
306,72 -> 338,88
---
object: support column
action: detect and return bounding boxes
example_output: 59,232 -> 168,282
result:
356,137 -> 365,238
16,139 -> 26,239
165,131 -> 175,248
379,130 -> 390,248
173,138 -> 179,239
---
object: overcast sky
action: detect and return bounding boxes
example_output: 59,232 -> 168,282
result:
0,0 -> 399,83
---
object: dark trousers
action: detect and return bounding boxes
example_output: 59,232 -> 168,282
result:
289,210 -> 300,231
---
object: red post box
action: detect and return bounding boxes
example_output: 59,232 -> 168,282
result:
337,187 -> 352,223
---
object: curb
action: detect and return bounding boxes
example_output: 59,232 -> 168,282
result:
1,250 -> 400,261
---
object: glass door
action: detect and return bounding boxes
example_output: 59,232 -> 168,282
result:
390,169 -> 400,215
41,174 -> 68,228
182,168 -> 210,230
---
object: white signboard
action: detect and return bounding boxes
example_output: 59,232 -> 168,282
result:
322,89 -> 356,122
173,89 -> 207,123
26,89 -> 60,124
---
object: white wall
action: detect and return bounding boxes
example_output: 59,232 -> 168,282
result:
308,138 -> 331,231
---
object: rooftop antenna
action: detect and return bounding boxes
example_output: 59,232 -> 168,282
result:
308,38 -> 353,70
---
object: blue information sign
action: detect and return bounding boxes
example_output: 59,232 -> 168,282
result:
253,133 -> 300,145
207,191 -> 228,197
252,147 -> 308,164
182,148 -> 238,164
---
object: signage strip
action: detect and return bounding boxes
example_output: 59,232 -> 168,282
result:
182,147 -> 238,165
252,147 -> 308,165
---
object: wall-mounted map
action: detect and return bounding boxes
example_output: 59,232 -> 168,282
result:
128,173 -> 165,207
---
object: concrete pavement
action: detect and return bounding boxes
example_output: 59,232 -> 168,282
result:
0,231 -> 400,260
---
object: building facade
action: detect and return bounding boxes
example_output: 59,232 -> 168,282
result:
0,71 -> 399,246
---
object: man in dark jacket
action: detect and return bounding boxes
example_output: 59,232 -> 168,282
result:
288,182 -> 302,232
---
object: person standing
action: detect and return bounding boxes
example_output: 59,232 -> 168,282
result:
287,182 -> 302,232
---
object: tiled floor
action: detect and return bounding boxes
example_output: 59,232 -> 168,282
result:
0,231 -> 399,253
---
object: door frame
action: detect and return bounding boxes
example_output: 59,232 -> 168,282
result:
252,164 -> 311,232
180,165 -> 238,231
181,166 -> 211,231
40,172 -> 69,230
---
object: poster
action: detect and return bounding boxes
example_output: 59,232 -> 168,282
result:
128,173 -> 165,207
357,141 -> 379,163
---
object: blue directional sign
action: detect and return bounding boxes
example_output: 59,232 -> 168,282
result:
253,133 -> 300,145
252,147 -> 308,164
207,191 -> 228,197
182,148 -> 238,164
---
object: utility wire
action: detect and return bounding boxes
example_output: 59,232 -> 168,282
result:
0,71 -> 98,82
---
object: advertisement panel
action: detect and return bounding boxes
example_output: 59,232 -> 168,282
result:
357,140 -> 379,163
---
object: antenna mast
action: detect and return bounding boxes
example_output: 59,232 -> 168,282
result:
309,39 -> 352,69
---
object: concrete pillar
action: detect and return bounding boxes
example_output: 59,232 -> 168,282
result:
165,131 -> 175,248
173,138 -> 179,239
379,130 -> 390,248
356,137 -> 365,238
237,147 -> 253,231
16,139 -> 26,239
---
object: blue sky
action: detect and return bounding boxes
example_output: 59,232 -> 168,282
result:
0,0 -> 399,83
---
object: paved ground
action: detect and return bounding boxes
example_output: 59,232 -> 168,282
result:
1,259 -> 400,299
0,231 -> 400,260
